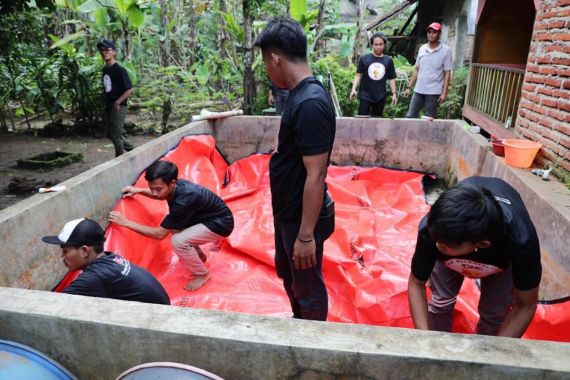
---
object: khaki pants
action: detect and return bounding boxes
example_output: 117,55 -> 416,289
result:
170,223 -> 225,276
105,105 -> 134,156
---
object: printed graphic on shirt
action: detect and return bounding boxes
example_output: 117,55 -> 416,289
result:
444,258 -> 503,279
367,62 -> 386,81
103,74 -> 112,93
112,255 -> 131,276
494,195 -> 512,205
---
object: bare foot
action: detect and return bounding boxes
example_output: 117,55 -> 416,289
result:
194,245 -> 207,262
184,274 -> 209,291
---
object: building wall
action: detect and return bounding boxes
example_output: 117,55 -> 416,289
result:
441,0 -> 477,68
516,0 -> 570,181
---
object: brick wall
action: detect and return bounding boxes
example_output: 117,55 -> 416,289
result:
516,0 -> 570,181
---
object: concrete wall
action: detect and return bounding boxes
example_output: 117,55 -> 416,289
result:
446,124 -> 570,300
441,0 -> 477,68
0,121 -> 211,290
0,116 -> 569,379
1,288 -> 569,380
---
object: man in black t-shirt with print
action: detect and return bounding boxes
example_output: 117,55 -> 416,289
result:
255,17 -> 336,321
109,160 -> 234,291
408,177 -> 541,337
97,39 -> 134,157
350,33 -> 397,117
43,218 -> 170,305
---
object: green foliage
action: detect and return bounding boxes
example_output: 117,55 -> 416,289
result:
311,56 -> 358,116
437,67 -> 468,119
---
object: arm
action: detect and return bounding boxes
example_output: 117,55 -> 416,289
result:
113,88 -> 134,111
350,73 -> 362,99
404,66 -> 419,97
268,89 -> 274,105
121,185 -> 160,199
439,71 -> 451,102
109,211 -> 171,240
389,79 -> 398,105
293,152 -> 329,270
496,286 -> 538,338
408,273 -> 430,330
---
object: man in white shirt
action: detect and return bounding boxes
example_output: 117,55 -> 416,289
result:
404,22 -> 453,118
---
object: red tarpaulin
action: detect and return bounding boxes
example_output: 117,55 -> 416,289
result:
55,135 -> 570,341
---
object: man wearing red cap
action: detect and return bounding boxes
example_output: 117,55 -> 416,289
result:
404,22 -> 453,118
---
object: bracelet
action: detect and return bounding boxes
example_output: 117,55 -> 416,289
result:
297,236 -> 314,243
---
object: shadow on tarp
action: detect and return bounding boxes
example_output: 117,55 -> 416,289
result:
54,135 -> 570,342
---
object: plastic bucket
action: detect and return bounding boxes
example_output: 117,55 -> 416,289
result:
491,140 -> 505,156
503,139 -> 542,168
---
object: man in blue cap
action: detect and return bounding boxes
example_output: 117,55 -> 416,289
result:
97,39 -> 135,157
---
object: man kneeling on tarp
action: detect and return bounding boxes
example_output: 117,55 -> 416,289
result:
109,160 -> 234,291
43,218 -> 170,305
408,176 -> 541,337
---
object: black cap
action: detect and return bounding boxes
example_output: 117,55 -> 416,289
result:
42,218 -> 106,246
96,39 -> 116,50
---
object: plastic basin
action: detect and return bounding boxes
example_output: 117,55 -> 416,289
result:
491,139 -> 505,156
503,139 -> 542,168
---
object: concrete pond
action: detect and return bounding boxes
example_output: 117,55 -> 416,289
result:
0,116 -> 569,379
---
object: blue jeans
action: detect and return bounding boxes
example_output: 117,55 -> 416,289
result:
273,202 -> 334,321
406,92 -> 440,118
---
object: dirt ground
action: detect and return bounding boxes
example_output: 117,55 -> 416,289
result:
0,132 -> 155,211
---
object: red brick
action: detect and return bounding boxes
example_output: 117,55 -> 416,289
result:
564,80 -> 570,89
552,57 -> 570,65
537,33 -> 554,41
541,96 -> 558,107
546,77 -> 563,87
527,64 -> 540,73
524,92 -> 541,103
556,68 -> 570,77
525,110 -> 540,122
557,100 -> 570,111
560,8 -> 570,17
544,45 -> 570,53
539,116 -> 554,128
560,0 -> 570,6
536,56 -> 552,64
548,20 -> 566,29
561,135 -> 570,149
553,89 -> 570,99
554,122 -> 570,135
522,84 -> 537,92
547,108 -> 569,120
534,23 -> 547,31
539,66 -> 556,75
532,104 -> 544,113
538,86 -> 554,96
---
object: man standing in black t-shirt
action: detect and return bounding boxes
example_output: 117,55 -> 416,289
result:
97,39 -> 134,157
408,177 -> 541,337
43,218 -> 170,305
255,17 -> 336,321
109,160 -> 234,291
350,33 -> 398,117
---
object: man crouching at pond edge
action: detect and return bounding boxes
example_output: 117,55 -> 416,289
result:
255,17 -> 336,321
109,160 -> 234,291
408,176 -> 541,337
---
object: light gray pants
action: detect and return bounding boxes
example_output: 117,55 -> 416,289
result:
406,92 -> 440,118
170,223 -> 225,276
428,260 -> 514,335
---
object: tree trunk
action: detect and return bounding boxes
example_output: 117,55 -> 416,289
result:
158,0 -> 171,66
314,0 -> 326,58
352,0 -> 366,65
188,0 -> 198,66
122,20 -> 131,60
218,0 -> 229,60
242,0 -> 256,115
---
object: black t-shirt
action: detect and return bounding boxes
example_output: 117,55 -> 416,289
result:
356,54 -> 397,103
160,179 -> 234,237
411,176 -> 542,291
64,252 -> 170,305
269,77 -> 336,221
102,63 -> 132,111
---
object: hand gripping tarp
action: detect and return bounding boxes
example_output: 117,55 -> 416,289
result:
55,135 -> 570,342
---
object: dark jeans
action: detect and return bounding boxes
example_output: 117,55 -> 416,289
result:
105,105 -> 134,157
358,98 -> 386,117
406,92 -> 440,118
274,201 -> 335,321
427,260 -> 514,335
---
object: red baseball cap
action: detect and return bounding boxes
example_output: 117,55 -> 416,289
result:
427,22 -> 442,31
